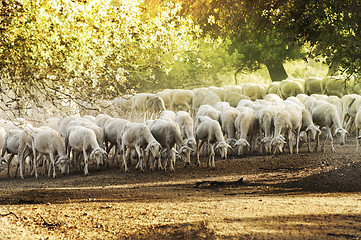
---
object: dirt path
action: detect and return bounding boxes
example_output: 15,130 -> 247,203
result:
0,138 -> 361,239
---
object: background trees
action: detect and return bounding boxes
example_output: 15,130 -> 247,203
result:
0,0 -> 360,114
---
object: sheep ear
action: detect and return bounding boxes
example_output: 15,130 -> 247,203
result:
1,158 -> 7,164
246,141 -> 251,148
227,143 -> 233,150
333,128 -> 341,137
281,138 -> 287,144
357,136 -> 361,139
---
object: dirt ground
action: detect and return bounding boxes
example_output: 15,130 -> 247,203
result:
0,137 -> 361,239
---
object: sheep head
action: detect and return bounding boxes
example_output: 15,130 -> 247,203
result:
185,138 -> 197,151
234,138 -> 251,156
215,142 -> 232,160
145,141 -> 162,159
178,145 -> 193,165
305,124 -> 321,141
91,148 -> 108,168
260,137 -> 272,154
55,155 -> 71,175
333,128 -> 348,145
270,137 -> 286,154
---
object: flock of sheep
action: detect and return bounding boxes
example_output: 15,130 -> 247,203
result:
1,75 -> 361,179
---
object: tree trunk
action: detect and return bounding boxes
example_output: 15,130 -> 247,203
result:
265,60 -> 288,82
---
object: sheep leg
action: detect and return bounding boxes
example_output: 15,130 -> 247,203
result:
122,147 -> 130,172
83,149 -> 89,176
357,128 -> 360,153
314,131 -> 320,152
168,148 -> 175,172
326,127 -> 336,153
7,154 -> 15,178
209,143 -> 215,168
196,139 -> 203,167
49,153 -> 56,178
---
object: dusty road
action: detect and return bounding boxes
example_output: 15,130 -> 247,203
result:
0,138 -> 360,239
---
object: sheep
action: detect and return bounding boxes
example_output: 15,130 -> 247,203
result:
58,115 -> 79,137
144,95 -> 166,120
264,94 -> 283,103
114,95 -> 133,119
66,125 -> 107,176
282,101 -> 303,154
95,114 -> 113,129
156,89 -> 172,109
300,109 -> 321,152
279,79 -> 304,99
234,107 -> 258,156
209,86 -> 226,101
192,89 -> 208,117
223,85 -> 243,94
103,118 -> 130,164
355,109 -> 361,152
341,94 -> 361,132
310,100 -> 348,152
121,122 -> 162,172
224,91 -> 250,108
266,82 -> 281,95
32,127 -> 71,179
304,77 -> 322,95
219,107 -> 240,139
202,91 -> 221,107
214,102 -> 231,112
129,93 -> 153,121
174,111 -> 196,150
321,76 -> 347,97
195,104 -> 220,122
270,109 -> 292,155
255,105 -> 277,154
148,119 -> 193,171
195,116 -> 232,168
160,110 -> 176,120
170,89 -> 194,112
241,83 -> 266,101
0,129 -> 22,177
43,117 -> 60,131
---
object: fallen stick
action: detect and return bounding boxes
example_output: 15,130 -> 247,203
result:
195,178 -> 244,188
0,212 -> 19,219
38,214 -> 58,227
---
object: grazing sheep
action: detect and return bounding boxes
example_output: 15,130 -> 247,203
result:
0,129 -> 22,178
32,127 -> 71,179
160,110 -> 176,120
195,116 -> 232,168
255,105 -> 277,154
174,111 -> 196,150
219,107 -> 240,139
304,77 -> 322,95
271,109 -> 292,154
282,101 -> 303,154
202,91 -> 221,107
241,83 -> 266,101
266,82 -> 281,95
103,118 -> 130,163
121,123 -> 162,172
66,125 -> 107,176
214,102 -> 231,112
156,89 -> 172,109
279,79 -> 304,99
311,100 -> 348,152
144,95 -> 166,120
130,93 -> 153,121
300,109 -> 321,152
234,107 -> 258,156
170,89 -> 194,112
148,119 -> 193,171
95,114 -> 113,129
224,91 -> 250,108
341,94 -> 361,132
321,76 -> 347,97
195,105 -> 220,122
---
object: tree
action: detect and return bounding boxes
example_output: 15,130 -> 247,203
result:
176,0 -> 306,82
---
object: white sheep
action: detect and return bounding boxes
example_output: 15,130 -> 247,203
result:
270,109 -> 292,154
282,101 -> 303,154
241,83 -> 266,101
266,82 -> 281,95
156,89 -> 172,109
300,108 -> 321,152
264,94 -> 283,103
130,93 -> 153,121
160,110 -> 176,120
95,114 -> 113,129
103,118 -> 130,164
144,95 -> 166,120
355,109 -> 361,152
234,107 -> 258,156
214,102 -> 231,112
170,89 -> 194,112
304,77 -> 322,95
321,76 -> 347,97
219,107 -> 240,139
174,111 -> 196,150
66,125 -> 107,176
202,91 -> 221,107
121,122 -> 162,172
279,79 -> 304,100
0,129 -> 22,177
195,104 -> 220,122
32,127 -> 71,178
341,94 -> 361,132
195,116 -> 232,168
224,91 -> 250,107
148,119 -> 193,171
311,100 -> 348,152
255,105 -> 277,154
